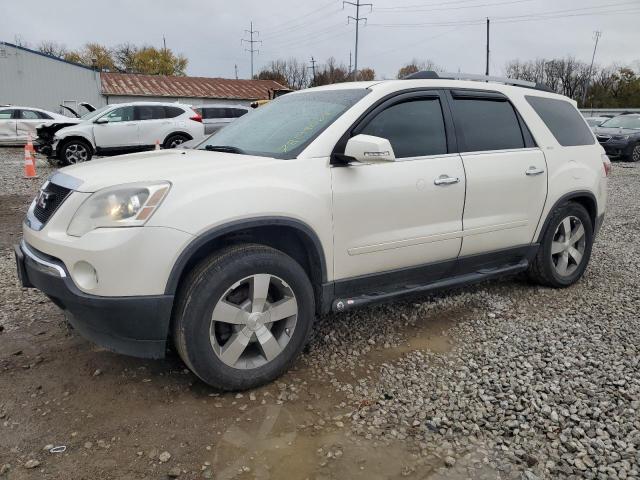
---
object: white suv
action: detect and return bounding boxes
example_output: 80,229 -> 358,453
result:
16,73 -> 609,390
47,102 -> 204,164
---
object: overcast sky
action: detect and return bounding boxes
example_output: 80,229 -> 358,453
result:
2,0 -> 639,80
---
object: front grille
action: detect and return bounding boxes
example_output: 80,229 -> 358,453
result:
596,135 -> 611,143
33,182 -> 72,225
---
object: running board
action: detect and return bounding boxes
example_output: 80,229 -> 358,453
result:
331,259 -> 529,312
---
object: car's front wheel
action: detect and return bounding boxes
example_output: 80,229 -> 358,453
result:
59,139 -> 93,165
173,245 -> 315,390
630,143 -> 640,163
528,202 -> 594,288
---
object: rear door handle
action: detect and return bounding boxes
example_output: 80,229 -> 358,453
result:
525,166 -> 545,176
434,175 -> 460,186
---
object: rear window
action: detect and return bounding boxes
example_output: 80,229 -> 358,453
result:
202,107 -> 227,119
451,98 -> 525,152
526,96 -> 595,146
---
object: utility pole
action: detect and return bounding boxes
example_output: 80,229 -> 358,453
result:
582,30 -> 602,107
485,18 -> 490,76
349,51 -> 352,76
241,21 -> 261,79
344,0 -> 373,80
234,64 -> 239,80
308,56 -> 317,84
163,36 -> 167,53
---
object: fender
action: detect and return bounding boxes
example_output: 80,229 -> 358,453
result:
536,190 -> 597,243
164,216 -> 328,295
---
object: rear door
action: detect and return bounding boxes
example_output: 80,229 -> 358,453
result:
135,105 -> 171,146
93,106 -> 139,148
447,90 -> 547,257
16,109 -> 51,142
0,108 -> 17,144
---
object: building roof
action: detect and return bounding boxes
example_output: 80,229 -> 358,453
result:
0,41 -> 96,71
101,72 -> 285,101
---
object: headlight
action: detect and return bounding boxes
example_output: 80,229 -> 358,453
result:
67,182 -> 171,237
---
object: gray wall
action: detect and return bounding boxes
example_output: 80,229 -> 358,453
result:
0,43 -> 105,115
105,95 -> 253,107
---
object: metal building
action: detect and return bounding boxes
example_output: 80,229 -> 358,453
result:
0,41 -> 285,115
0,41 -> 104,114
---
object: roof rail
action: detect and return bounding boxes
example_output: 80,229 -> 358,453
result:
404,70 -> 554,92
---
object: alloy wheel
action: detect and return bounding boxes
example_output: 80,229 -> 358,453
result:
65,143 -> 88,163
210,274 -> 298,369
632,145 -> 640,163
551,215 -> 586,277
169,137 -> 186,148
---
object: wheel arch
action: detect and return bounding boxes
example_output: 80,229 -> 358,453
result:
536,190 -> 598,242
57,135 -> 94,154
165,217 -> 328,310
163,131 -> 193,146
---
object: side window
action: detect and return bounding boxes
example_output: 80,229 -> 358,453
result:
135,106 -> 154,121
360,98 -> 448,158
20,110 -> 41,120
102,106 -> 134,123
0,109 -> 13,119
526,96 -> 595,146
451,98 -> 525,152
37,111 -> 53,120
230,108 -> 248,118
164,106 -> 184,118
151,106 -> 168,119
202,108 -> 226,119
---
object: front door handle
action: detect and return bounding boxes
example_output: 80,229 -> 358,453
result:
525,166 -> 545,176
434,175 -> 460,186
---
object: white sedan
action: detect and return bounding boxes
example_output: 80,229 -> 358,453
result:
0,106 -> 79,146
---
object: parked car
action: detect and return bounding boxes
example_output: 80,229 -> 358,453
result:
584,116 -> 609,128
0,106 -> 79,146
193,104 -> 250,134
38,102 -> 204,165
16,73 -> 608,391
593,113 -> 640,162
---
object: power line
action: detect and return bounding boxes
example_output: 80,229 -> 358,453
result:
376,0 -> 533,13
241,21 -> 262,79
582,30 -> 602,106
344,0 -> 373,80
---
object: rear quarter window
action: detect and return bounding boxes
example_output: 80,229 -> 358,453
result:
526,96 -> 595,146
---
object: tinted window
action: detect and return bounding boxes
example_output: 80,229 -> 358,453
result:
361,99 -> 447,158
164,106 -> 184,118
37,111 -> 53,119
0,109 -> 13,119
102,106 -> 134,123
135,105 -> 170,120
526,96 -> 595,146
228,108 -> 248,118
452,98 -> 524,152
20,110 -> 41,120
202,107 -> 227,119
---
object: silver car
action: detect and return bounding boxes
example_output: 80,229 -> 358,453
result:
0,106 -> 79,146
193,104 -> 250,135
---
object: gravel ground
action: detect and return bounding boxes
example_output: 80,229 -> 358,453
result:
0,147 -> 639,479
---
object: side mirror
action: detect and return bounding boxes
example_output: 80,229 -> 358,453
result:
343,134 -> 396,164
94,118 -> 109,124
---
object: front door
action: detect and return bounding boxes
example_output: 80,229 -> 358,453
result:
447,91 -> 548,257
93,106 -> 139,148
0,108 -> 17,144
331,92 -> 465,287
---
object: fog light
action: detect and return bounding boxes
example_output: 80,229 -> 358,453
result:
73,261 -> 98,290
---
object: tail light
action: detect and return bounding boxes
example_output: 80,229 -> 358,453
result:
601,154 -> 611,177
189,113 -> 202,123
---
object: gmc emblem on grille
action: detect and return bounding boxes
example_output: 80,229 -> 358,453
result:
36,190 -> 55,209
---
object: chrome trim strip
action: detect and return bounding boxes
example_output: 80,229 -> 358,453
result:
20,240 -> 67,278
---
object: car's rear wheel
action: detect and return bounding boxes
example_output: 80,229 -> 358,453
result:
164,133 -> 190,149
528,202 -> 594,288
173,244 -> 315,391
60,139 -> 92,165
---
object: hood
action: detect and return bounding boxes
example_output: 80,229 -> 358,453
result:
56,149 -> 280,192
594,127 -> 640,136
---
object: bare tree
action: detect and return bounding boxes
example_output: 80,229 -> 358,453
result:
397,59 -> 442,79
37,41 -> 68,58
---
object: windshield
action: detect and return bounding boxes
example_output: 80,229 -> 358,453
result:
600,115 -> 640,129
80,105 -> 111,121
198,89 -> 369,159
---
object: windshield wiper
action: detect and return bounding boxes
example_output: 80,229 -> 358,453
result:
204,145 -> 246,154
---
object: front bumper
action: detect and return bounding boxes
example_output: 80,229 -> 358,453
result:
599,140 -> 634,159
15,240 -> 173,359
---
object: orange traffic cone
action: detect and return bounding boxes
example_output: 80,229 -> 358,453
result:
155,139 -> 161,150
24,134 -> 38,179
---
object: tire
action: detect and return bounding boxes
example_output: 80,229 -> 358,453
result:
528,202 -> 594,288
59,139 -> 93,165
164,133 -> 190,149
173,244 -> 315,391
631,143 -> 640,163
